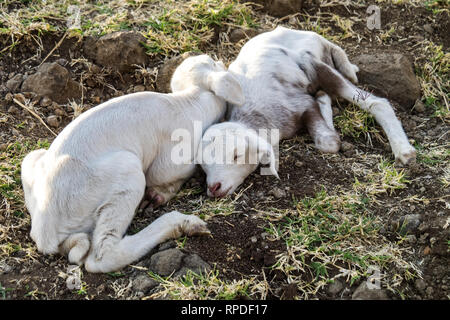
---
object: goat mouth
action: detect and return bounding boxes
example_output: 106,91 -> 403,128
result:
209,186 -> 232,198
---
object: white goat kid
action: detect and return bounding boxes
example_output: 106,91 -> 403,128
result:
21,55 -> 244,273
200,27 -> 416,198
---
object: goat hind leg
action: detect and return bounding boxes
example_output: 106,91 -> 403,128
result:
315,61 -> 416,165
303,101 -> 341,154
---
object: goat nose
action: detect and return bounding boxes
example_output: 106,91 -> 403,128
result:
208,182 -> 221,195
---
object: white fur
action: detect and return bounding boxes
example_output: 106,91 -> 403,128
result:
21,55 -> 243,273
200,27 -> 416,197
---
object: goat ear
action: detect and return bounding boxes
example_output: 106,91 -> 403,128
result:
246,131 -> 279,179
207,71 -> 244,106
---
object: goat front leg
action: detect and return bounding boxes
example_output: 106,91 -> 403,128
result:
85,209 -> 209,273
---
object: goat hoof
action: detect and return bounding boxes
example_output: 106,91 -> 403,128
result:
395,150 -> 417,166
182,216 -> 211,237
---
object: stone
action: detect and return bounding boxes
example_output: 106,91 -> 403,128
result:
413,99 -> 425,113
340,141 -> 354,152
423,24 -> 434,34
21,62 -> 83,104
132,274 -> 158,292
47,115 -> 61,128
352,52 -> 421,109
156,52 -> 200,93
327,279 -> 344,296
229,28 -> 262,43
149,248 -> 185,276
84,31 -> 148,73
6,74 -> 23,92
40,96 -> 53,107
174,253 -> 211,277
352,281 -> 389,300
133,85 -> 146,92
269,187 -> 286,198
398,214 -> 421,235
7,105 -> 20,115
415,279 -> 427,292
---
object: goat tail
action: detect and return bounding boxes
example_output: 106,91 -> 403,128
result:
59,232 -> 91,265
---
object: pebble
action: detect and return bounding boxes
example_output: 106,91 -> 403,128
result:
340,141 -> 354,152
295,161 -> 304,167
132,274 -> 158,292
269,187 -> 286,198
415,279 -> 426,291
47,115 -> 61,128
7,105 -> 20,115
134,85 -> 146,92
423,24 -> 434,34
40,96 -> 53,107
13,93 -> 26,104
327,279 -> 344,296
413,99 -> 426,113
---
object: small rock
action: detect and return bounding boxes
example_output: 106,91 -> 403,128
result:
415,279 -> 426,291
398,214 -> 421,235
340,141 -> 354,152
40,96 -> 53,107
13,93 -> 26,104
21,62 -> 83,104
327,279 -> 344,296
332,107 -> 340,116
250,236 -> 258,243
295,161 -> 304,168
84,31 -> 148,73
149,248 -> 185,276
423,246 -> 431,255
269,187 -> 286,198
423,24 -> 434,34
414,99 -> 425,113
134,85 -> 146,93
229,28 -> 262,43
181,253 -> 211,275
352,281 -> 389,300
47,115 -> 61,128
158,240 -> 177,251
405,234 -> 417,244
55,58 -> 68,66
425,286 -> 434,296
5,92 -> 13,102
132,274 -> 158,293
6,74 -> 23,92
54,108 -> 66,116
7,105 -> 20,115
0,261 -> 13,274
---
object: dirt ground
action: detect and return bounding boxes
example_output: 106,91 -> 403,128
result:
0,0 -> 448,300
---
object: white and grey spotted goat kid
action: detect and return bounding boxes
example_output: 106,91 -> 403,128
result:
21,55 -> 244,273
200,27 -> 416,198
